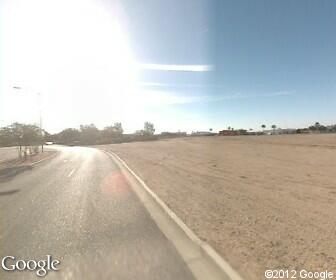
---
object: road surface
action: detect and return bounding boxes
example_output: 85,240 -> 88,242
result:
0,146 -> 195,279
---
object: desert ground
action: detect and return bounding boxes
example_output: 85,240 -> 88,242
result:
0,146 -> 19,163
100,134 -> 336,279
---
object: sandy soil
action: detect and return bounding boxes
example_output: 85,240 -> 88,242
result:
100,134 -> 336,279
0,146 -> 20,163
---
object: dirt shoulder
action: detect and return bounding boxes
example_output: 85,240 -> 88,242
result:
98,134 -> 336,280
0,150 -> 57,178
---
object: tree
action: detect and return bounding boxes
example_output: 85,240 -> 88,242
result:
0,123 -> 42,157
20,124 -> 41,146
330,125 -> 336,132
0,126 -> 14,146
113,122 -> 123,135
314,122 -> 327,132
58,128 -> 80,144
102,122 -> 123,142
43,130 -> 52,142
80,124 -> 99,144
319,125 -> 327,132
0,123 -> 41,146
238,129 -> 247,135
261,124 -> 266,130
271,124 -> 276,132
135,130 -> 144,136
309,122 -> 326,132
143,122 -> 155,135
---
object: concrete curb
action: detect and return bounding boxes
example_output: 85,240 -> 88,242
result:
103,149 -> 244,280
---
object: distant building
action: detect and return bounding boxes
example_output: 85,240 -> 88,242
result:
296,128 -> 311,134
191,131 -> 216,136
279,128 -> 297,134
160,132 -> 187,138
263,128 -> 297,135
218,130 -> 239,136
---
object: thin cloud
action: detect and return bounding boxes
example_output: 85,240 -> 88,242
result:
136,90 -> 293,107
139,82 -> 210,88
138,83 -> 293,99
138,63 -> 213,72
220,91 -> 293,99
208,91 -> 294,101
260,91 -> 293,97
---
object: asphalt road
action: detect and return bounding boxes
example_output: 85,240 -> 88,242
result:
0,146 -> 195,280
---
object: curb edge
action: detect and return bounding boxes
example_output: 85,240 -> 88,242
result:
103,149 -> 244,280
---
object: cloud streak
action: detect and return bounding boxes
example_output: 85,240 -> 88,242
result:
139,82 -> 294,98
139,82 -> 210,88
138,63 -> 213,72
225,91 -> 293,99
139,90 -> 294,106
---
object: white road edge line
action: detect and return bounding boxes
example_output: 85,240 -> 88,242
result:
103,149 -> 244,280
68,169 -> 76,177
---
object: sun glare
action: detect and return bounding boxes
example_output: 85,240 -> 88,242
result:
2,0 -> 139,130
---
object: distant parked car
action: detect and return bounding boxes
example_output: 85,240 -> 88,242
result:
45,141 -> 53,145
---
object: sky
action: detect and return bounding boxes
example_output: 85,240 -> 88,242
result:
0,0 -> 335,133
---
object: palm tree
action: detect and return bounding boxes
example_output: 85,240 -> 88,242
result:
261,124 -> 266,132
271,124 -> 276,134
